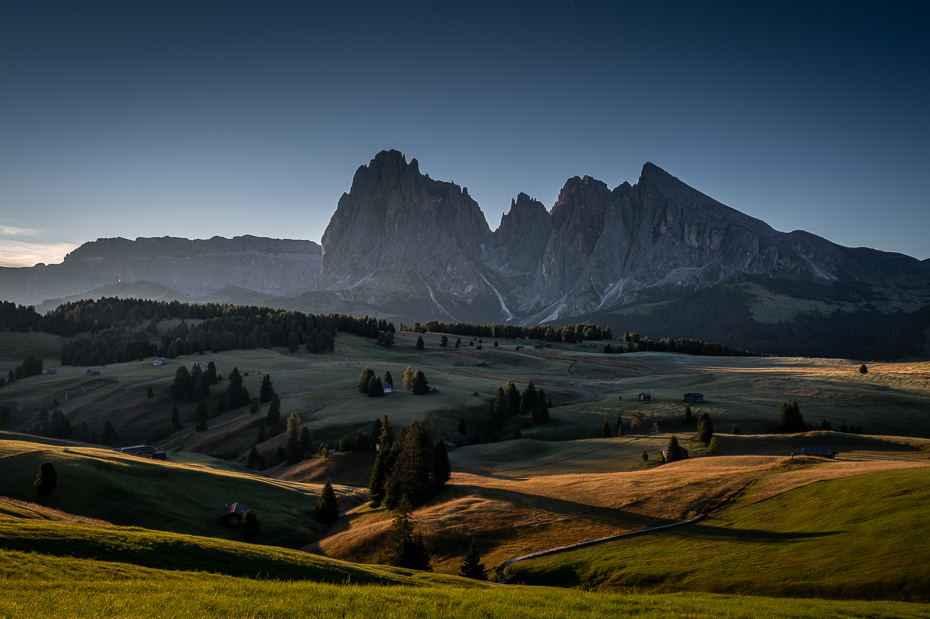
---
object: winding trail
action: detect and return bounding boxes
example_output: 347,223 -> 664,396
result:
494,514 -> 705,583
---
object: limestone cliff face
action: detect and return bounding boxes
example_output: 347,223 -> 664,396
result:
318,150 -> 515,322
0,235 -> 321,306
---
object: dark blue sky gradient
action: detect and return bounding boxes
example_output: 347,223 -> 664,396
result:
1,1 -> 928,266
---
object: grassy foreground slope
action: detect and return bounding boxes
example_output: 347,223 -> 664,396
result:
506,466 -> 930,601
0,432 -> 360,546
2,547 -> 929,619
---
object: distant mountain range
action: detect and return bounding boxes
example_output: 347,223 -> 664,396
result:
3,150 -> 929,355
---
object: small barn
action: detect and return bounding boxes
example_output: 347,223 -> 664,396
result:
46,368 -> 57,374
453,362 -> 463,366
801,447 -> 837,459
382,382 -> 393,394
661,444 -> 689,461
638,392 -> 652,401
218,502 -> 252,527
427,386 -> 438,393
472,391 -> 480,396
86,369 -> 100,376
476,361 -> 488,367
684,393 -> 704,403
153,359 -> 163,366
117,445 -> 158,456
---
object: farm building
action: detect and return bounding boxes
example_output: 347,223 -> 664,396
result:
472,391 -> 480,396
218,502 -> 252,526
153,359 -> 163,366
453,362 -> 463,366
46,368 -> 56,374
476,361 -> 488,367
382,382 -> 393,394
661,444 -> 689,461
427,386 -> 438,393
801,447 -> 837,459
638,392 -> 652,401
117,445 -> 158,456
684,393 -> 704,403
86,368 -> 100,376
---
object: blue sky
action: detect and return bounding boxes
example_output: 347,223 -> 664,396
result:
1,0 -> 928,266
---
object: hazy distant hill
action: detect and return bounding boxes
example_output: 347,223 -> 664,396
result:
0,235 -> 322,308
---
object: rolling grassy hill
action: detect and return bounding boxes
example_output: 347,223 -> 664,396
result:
505,465 -> 930,601
0,433 -> 362,546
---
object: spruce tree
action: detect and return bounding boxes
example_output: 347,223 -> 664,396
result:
505,380 -> 520,416
241,509 -> 260,541
779,401 -> 805,434
440,335 -> 448,348
412,370 -> 429,395
600,419 -> 612,438
171,406 -> 182,431
146,386 -> 155,399
385,421 -> 430,508
249,398 -> 260,414
368,375 -> 385,397
641,450 -> 649,462
286,413 -> 302,463
383,370 -> 394,387
259,374 -> 274,403
697,411 -> 714,444
458,418 -> 468,436
683,405 -> 693,424
709,436 -> 720,456
460,540 -> 486,580
403,366 -> 414,391
379,415 -> 395,450
267,394 -> 281,425
34,462 -> 58,495
382,500 -> 431,571
730,424 -> 741,435
258,424 -> 266,443
415,336 -> 425,350
247,446 -> 261,469
532,403 -> 550,424
665,436 -> 682,462
195,401 -> 208,431
432,440 -> 451,489
859,364 -> 868,374
358,367 -> 375,393
316,478 -> 340,524
368,448 -> 389,507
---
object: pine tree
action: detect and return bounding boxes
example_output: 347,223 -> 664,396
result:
382,371 -> 394,387
440,335 -> 448,348
247,446 -> 261,469
34,462 -> 58,495
522,381 -> 539,413
412,370 -> 429,395
358,366 -> 375,393
697,411 -> 714,444
267,394 -> 281,425
258,424 -> 266,443
171,405 -> 182,431
683,405 -> 693,424
403,366 -> 414,391
600,419 -> 612,438
641,450 -> 649,462
416,336 -> 425,350
379,415 -> 395,450
665,436 -> 682,462
241,509 -> 260,541
505,381 -> 520,416
259,374 -> 274,403
709,436 -> 720,456
859,364 -> 868,374
249,398 -> 260,414
316,478 -> 340,524
730,424 -> 741,435
286,413 -> 302,463
458,418 -> 467,436
146,386 -> 154,399
460,540 -> 486,580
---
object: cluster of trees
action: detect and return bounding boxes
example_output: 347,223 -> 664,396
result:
367,417 -> 451,510
25,408 -> 72,440
2,355 -> 44,386
779,401 -> 806,433
402,319 -> 611,343
486,380 -> 551,441
358,367 -> 393,397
